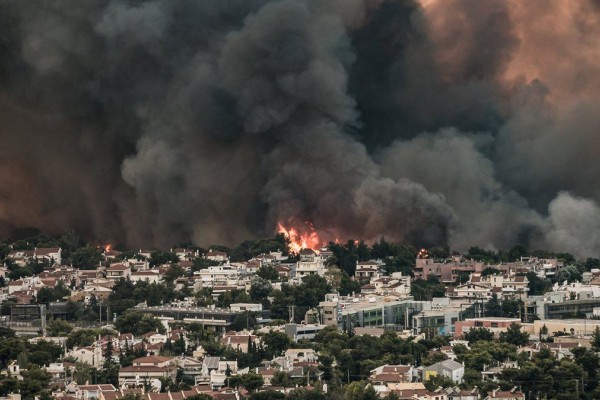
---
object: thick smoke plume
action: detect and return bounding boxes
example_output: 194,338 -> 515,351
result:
1,0 -> 600,257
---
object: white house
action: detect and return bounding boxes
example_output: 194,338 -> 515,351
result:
422,360 -> 464,383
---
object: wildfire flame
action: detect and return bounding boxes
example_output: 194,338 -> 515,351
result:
277,222 -> 322,254
104,244 -> 112,252
417,248 -> 429,259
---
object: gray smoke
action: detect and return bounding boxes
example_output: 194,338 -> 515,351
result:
1,0 -> 600,257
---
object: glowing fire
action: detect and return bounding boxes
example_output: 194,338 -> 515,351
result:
417,248 -> 429,259
104,244 -> 112,252
277,222 -> 322,254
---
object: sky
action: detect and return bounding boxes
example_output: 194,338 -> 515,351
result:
1,0 -> 599,257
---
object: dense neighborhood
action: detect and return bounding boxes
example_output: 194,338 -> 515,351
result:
0,230 -> 600,400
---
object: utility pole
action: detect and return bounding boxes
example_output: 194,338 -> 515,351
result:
575,378 -> 579,399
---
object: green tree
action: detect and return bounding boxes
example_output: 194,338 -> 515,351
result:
499,323 -> 529,346
67,329 -> 98,349
70,247 -> 103,269
592,326 -> 600,351
163,264 -> 186,283
250,391 -> 285,400
286,389 -> 327,400
261,330 -> 291,359
0,327 -> 16,339
463,328 -> 494,344
115,312 -> 165,336
46,319 -> 73,336
19,365 -> 51,399
149,250 -> 179,267
239,372 -> 264,393
485,293 -> 502,317
257,265 -> 279,281
270,371 -> 292,387
411,278 -> 446,301
72,363 -> 93,385
250,276 -> 273,301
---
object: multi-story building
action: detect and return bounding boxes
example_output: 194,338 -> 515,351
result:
414,256 -> 484,283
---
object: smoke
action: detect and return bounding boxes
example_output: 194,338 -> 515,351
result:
1,0 -> 600,257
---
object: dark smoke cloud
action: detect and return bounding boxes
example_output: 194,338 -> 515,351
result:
1,0 -> 600,257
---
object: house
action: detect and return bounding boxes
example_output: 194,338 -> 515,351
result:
258,368 -> 278,386
422,360 -> 464,384
284,323 -> 327,341
118,357 -> 177,387
172,248 -> 199,261
205,250 -> 228,262
175,356 -> 204,382
355,261 -> 379,280
105,263 -> 132,281
370,364 -> 413,385
220,332 -> 260,353
130,270 -> 162,284
274,264 -> 291,280
295,250 -> 326,280
443,387 -> 479,400
76,384 -> 118,400
454,318 -> 521,338
34,247 -> 62,265
43,362 -> 67,381
481,361 -> 519,382
67,346 -> 104,368
446,283 -> 491,300
6,249 -> 35,266
485,388 -> 525,400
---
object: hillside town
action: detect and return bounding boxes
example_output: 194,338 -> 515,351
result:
0,231 -> 600,400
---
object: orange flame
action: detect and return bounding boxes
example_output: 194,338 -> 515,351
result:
104,244 -> 112,252
278,222 -> 322,254
417,248 -> 429,259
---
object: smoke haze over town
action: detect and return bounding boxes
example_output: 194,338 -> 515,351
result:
1,0 -> 600,257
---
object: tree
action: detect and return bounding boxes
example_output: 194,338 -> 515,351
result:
261,330 -> 291,359
525,272 -> 552,296
115,312 -> 165,336
250,391 -> 285,400
481,267 -> 501,276
46,319 -> 73,336
163,265 -> 186,283
239,372 -> 264,393
592,326 -> 600,351
19,365 -> 51,399
424,374 -> 455,391
286,389 -> 327,400
72,363 -> 93,384
464,328 -> 494,344
0,327 -> 15,339
149,250 -> 179,267
270,371 -> 292,387
499,323 -> 529,346
485,293 -> 502,317
411,278 -> 446,301
257,265 -> 279,281
250,276 -> 273,301
70,247 -> 103,269
67,329 -> 98,349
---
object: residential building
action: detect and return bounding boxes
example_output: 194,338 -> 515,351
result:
454,317 -> 521,338
422,360 -> 464,383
